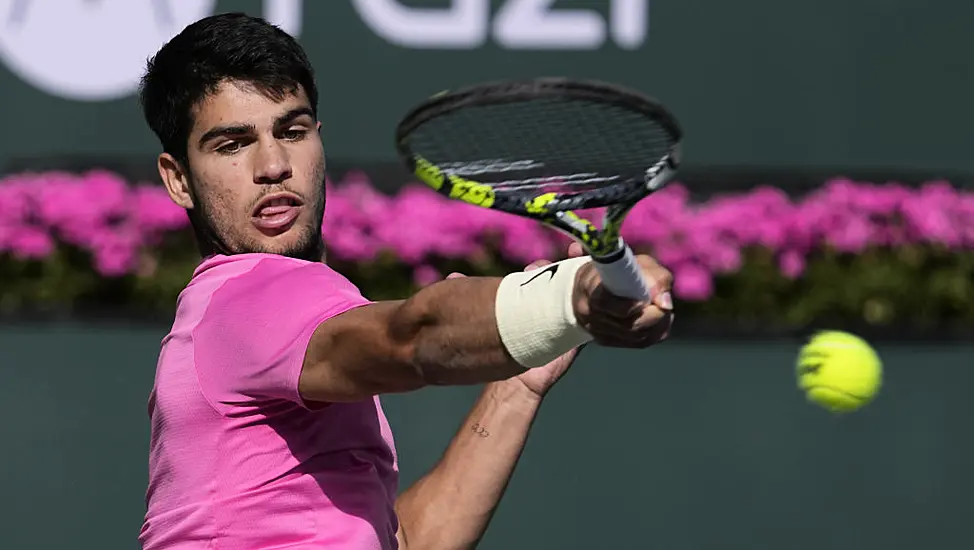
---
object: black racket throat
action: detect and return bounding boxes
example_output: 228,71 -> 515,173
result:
591,246 -> 628,264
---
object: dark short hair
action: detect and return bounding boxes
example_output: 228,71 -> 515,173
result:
139,12 -> 318,164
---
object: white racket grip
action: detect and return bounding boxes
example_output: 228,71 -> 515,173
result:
593,243 -> 652,302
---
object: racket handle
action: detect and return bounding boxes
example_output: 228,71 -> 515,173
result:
592,242 -> 652,302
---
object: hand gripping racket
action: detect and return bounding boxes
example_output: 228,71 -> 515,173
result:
394,78 -> 683,302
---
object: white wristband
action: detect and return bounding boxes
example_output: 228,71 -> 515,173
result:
494,256 -> 594,369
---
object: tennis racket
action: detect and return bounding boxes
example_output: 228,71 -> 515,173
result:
394,77 -> 683,302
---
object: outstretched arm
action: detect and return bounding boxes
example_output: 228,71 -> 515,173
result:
298,253 -> 603,403
300,249 -> 671,404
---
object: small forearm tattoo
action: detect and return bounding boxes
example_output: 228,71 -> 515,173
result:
471,422 -> 490,438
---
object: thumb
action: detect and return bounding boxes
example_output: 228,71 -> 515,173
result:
446,272 -> 467,279
525,259 -> 552,272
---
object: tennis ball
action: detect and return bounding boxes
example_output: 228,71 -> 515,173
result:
796,330 -> 883,413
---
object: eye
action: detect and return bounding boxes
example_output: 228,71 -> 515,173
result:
216,141 -> 243,155
281,127 -> 308,141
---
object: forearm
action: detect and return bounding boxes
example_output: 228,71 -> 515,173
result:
395,379 -> 542,550
403,256 -> 593,386
400,277 -> 525,385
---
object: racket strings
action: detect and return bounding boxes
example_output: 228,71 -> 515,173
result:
406,97 -> 675,195
414,102 -> 672,171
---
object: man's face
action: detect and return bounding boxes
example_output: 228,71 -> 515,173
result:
176,80 -> 326,260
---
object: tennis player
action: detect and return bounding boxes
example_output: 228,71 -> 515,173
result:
137,12 -> 674,550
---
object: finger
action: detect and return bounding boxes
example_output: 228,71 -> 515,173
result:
636,255 -> 674,311
632,303 -> 669,332
567,241 -> 584,258
638,257 -> 673,293
589,312 -> 672,348
589,327 -> 665,349
653,290 -> 674,312
635,312 -> 674,346
525,259 -> 552,272
446,272 -> 466,279
586,314 -> 643,335
587,305 -> 666,339
588,286 -> 644,320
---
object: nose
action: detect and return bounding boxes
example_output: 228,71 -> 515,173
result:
253,139 -> 292,184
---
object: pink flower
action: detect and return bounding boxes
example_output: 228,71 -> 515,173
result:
649,239 -> 692,268
132,185 -> 188,234
778,250 -> 805,279
826,215 -> 872,253
672,263 -> 714,301
87,224 -> 141,276
324,229 -> 380,262
8,226 -> 55,260
412,265 -> 441,287
0,178 -> 33,224
495,218 -> 558,264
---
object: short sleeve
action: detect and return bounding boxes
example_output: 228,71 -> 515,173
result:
193,257 -> 372,413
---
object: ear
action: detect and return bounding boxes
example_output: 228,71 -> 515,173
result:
158,153 -> 194,210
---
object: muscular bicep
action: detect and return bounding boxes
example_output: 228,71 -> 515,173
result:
298,300 -> 426,403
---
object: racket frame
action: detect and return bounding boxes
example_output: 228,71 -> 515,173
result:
395,77 -> 683,301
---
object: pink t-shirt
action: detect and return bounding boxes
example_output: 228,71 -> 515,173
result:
139,254 -> 399,550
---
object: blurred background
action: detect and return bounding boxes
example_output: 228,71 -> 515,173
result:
1,1 -> 972,549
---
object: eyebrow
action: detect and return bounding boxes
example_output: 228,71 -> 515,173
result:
197,107 -> 316,149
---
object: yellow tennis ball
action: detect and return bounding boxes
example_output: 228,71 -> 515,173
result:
796,330 -> 883,413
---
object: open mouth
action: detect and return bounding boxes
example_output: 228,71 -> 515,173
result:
252,193 -> 304,231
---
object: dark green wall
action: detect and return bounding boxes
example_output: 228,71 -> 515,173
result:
2,0 -> 974,177
1,324 -> 971,549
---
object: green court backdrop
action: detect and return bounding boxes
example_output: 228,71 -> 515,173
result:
1,324 -> 971,549
1,0 -> 974,181
2,2 -> 974,547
